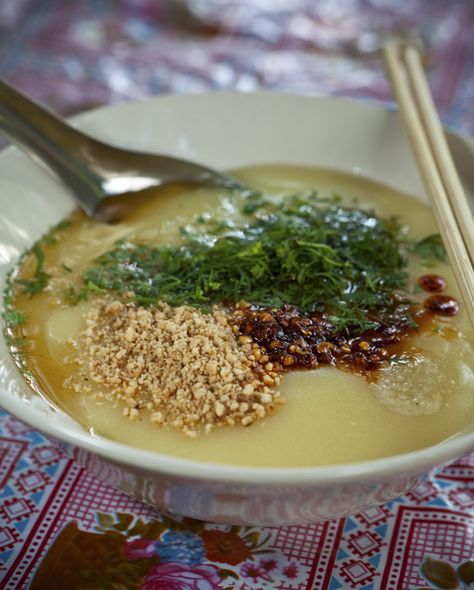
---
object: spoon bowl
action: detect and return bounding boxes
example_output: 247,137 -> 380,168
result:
0,79 -> 241,218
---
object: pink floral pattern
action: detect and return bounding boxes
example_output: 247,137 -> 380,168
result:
261,559 -> 278,572
241,561 -> 273,582
283,563 -> 299,579
26,512 -> 295,589
141,562 -> 222,590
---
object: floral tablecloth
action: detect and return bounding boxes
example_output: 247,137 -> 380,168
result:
0,1 -> 473,588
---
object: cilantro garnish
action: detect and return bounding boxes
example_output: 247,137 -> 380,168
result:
80,192 -> 414,333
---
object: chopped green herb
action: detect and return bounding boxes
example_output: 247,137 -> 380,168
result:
61,263 -> 73,273
53,219 -> 73,232
3,330 -> 31,377
15,244 -> 50,294
10,217 -> 73,295
241,190 -> 266,215
411,283 -> 423,294
2,216 -> 75,375
411,234 -> 447,263
80,192 -> 414,333
2,270 -> 30,375
42,219 -> 73,245
64,285 -> 89,304
2,310 -> 26,326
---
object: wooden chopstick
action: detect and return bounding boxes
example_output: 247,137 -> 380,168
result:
404,46 -> 474,265
383,42 -> 474,328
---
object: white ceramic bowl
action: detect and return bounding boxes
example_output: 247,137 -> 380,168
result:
1,93 -> 473,526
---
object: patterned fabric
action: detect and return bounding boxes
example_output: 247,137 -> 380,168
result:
0,0 -> 473,134
0,410 -> 473,589
0,0 -> 474,588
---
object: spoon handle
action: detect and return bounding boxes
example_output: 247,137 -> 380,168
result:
0,79 -> 105,211
0,79 -> 242,218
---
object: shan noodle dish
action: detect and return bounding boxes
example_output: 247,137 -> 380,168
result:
3,166 -> 474,467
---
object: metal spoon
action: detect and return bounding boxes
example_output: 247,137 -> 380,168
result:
0,79 -> 241,219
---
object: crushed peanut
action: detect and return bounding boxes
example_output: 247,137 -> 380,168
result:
73,301 -> 283,436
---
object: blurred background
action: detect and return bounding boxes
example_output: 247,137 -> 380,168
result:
0,0 -> 473,133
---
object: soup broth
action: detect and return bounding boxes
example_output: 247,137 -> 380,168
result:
5,165 -> 474,466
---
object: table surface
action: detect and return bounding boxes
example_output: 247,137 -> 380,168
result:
0,1 -> 473,589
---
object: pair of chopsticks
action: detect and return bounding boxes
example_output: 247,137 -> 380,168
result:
383,43 -> 474,328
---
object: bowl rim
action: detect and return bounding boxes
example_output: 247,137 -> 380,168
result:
1,90 -> 473,486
